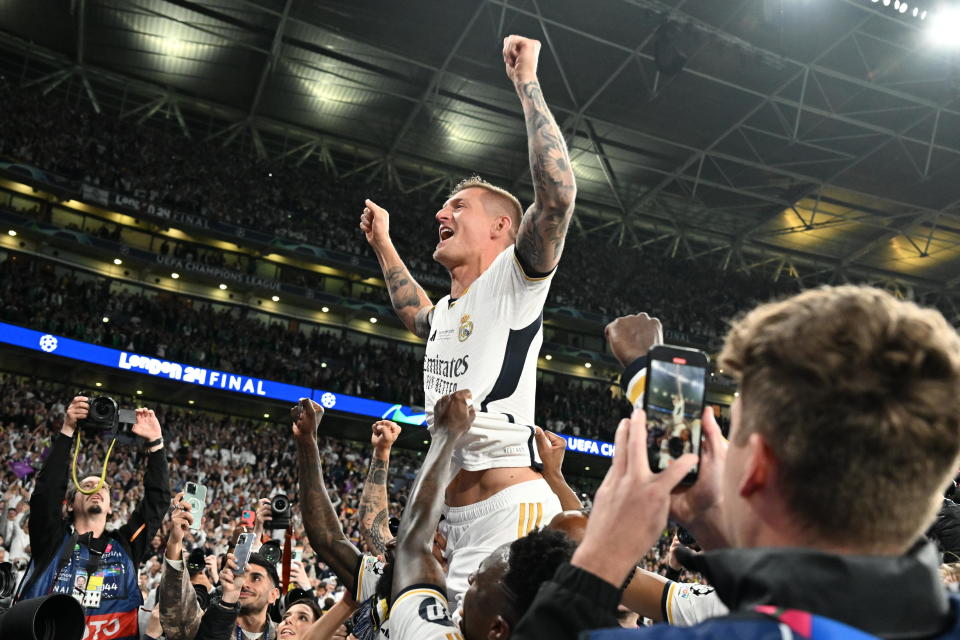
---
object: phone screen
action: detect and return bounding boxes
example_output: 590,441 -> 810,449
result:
645,354 -> 707,479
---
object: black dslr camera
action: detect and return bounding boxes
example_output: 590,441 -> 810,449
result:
270,494 -> 291,530
77,396 -> 137,435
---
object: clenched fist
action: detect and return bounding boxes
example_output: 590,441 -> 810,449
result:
371,420 -> 402,453
359,199 -> 392,250
604,313 -> 663,368
503,35 -> 541,86
433,390 -> 476,439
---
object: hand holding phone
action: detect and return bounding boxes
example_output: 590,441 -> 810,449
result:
643,345 -> 709,485
234,533 -> 255,575
184,482 -> 207,532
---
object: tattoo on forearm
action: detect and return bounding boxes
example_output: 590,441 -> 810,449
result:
384,266 -> 430,338
515,80 -> 576,271
359,457 -> 391,555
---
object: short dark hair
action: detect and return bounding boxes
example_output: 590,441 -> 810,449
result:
286,597 -> 324,621
246,552 -> 280,588
503,528 -> 576,618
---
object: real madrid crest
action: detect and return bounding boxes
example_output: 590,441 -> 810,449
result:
458,314 -> 474,342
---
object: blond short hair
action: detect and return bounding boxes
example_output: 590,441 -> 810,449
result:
449,176 -> 523,240
719,286 -> 960,551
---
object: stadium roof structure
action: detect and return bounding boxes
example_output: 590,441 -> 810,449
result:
2,0 -> 960,312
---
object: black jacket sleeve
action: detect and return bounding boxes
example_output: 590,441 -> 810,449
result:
195,598 -> 240,640
28,433 -> 74,567
511,563 -> 622,640
118,447 -> 171,565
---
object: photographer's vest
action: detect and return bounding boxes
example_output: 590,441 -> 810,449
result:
20,531 -> 141,640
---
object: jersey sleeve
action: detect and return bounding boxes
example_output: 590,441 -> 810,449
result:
353,554 -> 386,602
389,585 -> 463,640
475,246 -> 554,325
661,581 -> 728,626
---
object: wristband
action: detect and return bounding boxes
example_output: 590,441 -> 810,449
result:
146,438 -> 164,449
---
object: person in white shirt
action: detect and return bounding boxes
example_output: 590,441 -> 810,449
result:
358,34 -> 577,601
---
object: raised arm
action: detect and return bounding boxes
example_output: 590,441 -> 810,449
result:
291,398 -> 362,594
360,199 -> 434,338
506,35 -> 577,275
358,420 -> 401,556
535,427 -> 582,511
392,390 -> 475,600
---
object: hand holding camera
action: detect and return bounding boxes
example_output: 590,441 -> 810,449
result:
62,396 -> 89,437
131,407 -> 162,443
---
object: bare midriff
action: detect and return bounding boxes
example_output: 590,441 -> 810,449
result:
444,465 -> 543,507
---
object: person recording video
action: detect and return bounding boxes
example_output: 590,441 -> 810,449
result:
18,395 -> 170,640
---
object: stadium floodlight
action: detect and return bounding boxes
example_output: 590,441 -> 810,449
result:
584,362 -> 592,369
271,295 -> 280,302
929,7 -> 960,46
219,283 -> 228,290
113,258 -> 122,265
899,2 -> 909,13
171,272 -> 180,279
545,354 -> 552,360
321,306 -> 329,313
6,230 -> 15,236
883,0 -> 891,6
102,316 -> 110,323
370,317 -> 378,324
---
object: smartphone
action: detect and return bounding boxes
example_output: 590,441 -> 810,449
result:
643,345 -> 709,484
241,510 -> 256,528
184,482 -> 207,532
292,549 -> 302,564
234,532 -> 255,575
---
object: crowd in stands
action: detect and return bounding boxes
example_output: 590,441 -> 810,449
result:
0,84 -> 802,343
0,252 -> 627,439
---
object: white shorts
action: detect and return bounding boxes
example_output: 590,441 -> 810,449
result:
389,585 -> 463,640
428,411 -> 541,473
440,478 -> 562,602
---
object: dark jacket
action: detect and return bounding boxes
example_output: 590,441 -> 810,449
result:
512,542 -> 960,640
26,432 -> 170,576
195,596 -> 277,640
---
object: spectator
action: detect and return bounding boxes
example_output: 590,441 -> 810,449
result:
512,287 -> 960,638
19,396 -> 170,640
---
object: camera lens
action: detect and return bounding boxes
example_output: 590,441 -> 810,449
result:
92,397 -> 112,418
272,496 -> 287,511
0,562 -> 15,598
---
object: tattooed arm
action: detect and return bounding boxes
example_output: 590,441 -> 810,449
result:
359,420 -> 402,555
392,391 -> 475,600
359,199 -> 434,338
504,35 -> 577,275
291,398 -> 362,595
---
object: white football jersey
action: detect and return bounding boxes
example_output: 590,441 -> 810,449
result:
662,580 -> 728,626
424,245 -> 553,424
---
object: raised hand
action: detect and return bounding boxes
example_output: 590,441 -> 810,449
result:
535,427 -> 567,479
359,199 -> 391,249
503,35 -> 542,86
291,398 -> 324,444
432,390 -> 476,439
62,396 -> 89,437
604,313 -> 664,368
131,408 -> 163,442
371,420 -> 402,453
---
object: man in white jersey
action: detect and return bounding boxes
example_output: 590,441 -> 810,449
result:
359,34 -> 577,601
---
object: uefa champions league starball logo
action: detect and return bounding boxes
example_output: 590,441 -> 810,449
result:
39,334 -> 58,353
320,393 -> 337,409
